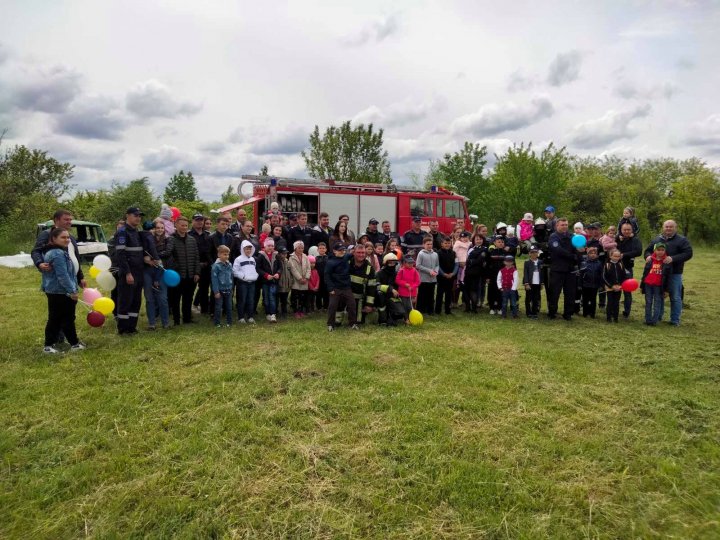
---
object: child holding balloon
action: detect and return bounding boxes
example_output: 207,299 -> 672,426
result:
41,228 -> 84,353
603,249 -> 626,323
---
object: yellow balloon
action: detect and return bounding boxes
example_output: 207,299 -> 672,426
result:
93,297 -> 115,316
89,265 -> 100,278
408,309 -> 423,326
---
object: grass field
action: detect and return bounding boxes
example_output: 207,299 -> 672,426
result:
1,251 -> 719,538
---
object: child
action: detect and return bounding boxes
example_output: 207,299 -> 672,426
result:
486,236 -> 506,314
618,207 -> 639,236
505,226 -> 519,256
453,231 -> 471,307
288,240 -> 311,318
395,255 -> 421,321
232,240 -> 258,324
517,213 -> 535,253
258,222 -> 271,247
314,242 -> 329,310
522,246 -> 543,319
436,236 -> 458,315
324,243 -> 359,331
158,203 -> 175,236
41,228 -> 84,353
307,255 -> 320,313
416,236 -> 439,315
366,242 -> 380,273
497,255 -> 519,318
276,247 -> 292,317
375,253 -> 404,326
641,243 -> 672,325
579,246 -> 603,318
574,222 -> 588,238
600,225 -> 617,252
256,238 -> 282,323
603,249 -> 626,323
211,245 -> 234,327
464,234 -> 486,313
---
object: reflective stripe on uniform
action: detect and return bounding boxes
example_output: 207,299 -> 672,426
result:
116,314 -> 130,319
128,312 -> 139,317
115,245 -> 126,250
125,247 -> 143,252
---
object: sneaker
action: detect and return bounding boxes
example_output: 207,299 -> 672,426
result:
266,315 -> 273,322
327,325 -> 334,332
238,318 -> 246,324
350,324 -> 360,330
270,314 -> 277,323
489,309 -> 495,315
70,342 -> 86,351
147,325 -> 156,331
247,318 -> 256,324
215,323 -> 222,328
43,346 -> 59,354
225,323 -> 232,328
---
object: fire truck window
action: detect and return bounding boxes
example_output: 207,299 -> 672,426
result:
410,198 -> 425,217
426,199 -> 435,217
445,200 -> 464,218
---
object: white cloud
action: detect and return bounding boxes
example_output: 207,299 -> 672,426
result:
126,79 -> 202,119
54,95 -> 127,140
9,65 -> 82,113
451,96 -> 554,137
614,80 -> 678,100
506,70 -> 537,92
547,50 -> 584,87
567,105 -> 652,148
341,13 -> 401,46
619,16 -> 679,38
683,114 -> 720,153
352,97 -> 445,127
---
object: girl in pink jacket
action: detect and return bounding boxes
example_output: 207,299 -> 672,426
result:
395,255 -> 421,316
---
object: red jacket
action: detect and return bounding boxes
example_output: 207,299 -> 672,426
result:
395,267 -> 420,297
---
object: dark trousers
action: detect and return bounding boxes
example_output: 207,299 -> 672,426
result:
316,281 -> 329,309
644,285 -> 664,324
117,273 -> 143,333
500,289 -> 518,317
418,282 -> 436,314
622,291 -> 633,317
278,291 -> 289,315
606,290 -> 621,321
582,287 -> 599,318
435,277 -> 454,314
548,270 -> 576,319
327,288 -> 357,326
236,280 -> 256,320
525,284 -> 542,316
45,293 -> 78,346
487,279 -> 501,310
193,264 -> 211,313
291,289 -> 308,314
169,277 -> 197,324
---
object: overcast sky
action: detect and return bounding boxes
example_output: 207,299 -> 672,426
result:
1,0 -> 718,200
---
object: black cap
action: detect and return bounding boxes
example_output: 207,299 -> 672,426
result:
332,242 -> 347,251
412,216 -> 422,222
192,213 -> 204,221
277,246 -> 288,253
529,245 -> 540,252
403,255 -> 415,263
587,222 -> 601,229
288,213 -> 297,220
460,231 -> 470,238
493,235 -> 505,242
142,220 -> 154,231
504,255 -> 515,261
369,218 -> 379,224
126,207 -> 145,216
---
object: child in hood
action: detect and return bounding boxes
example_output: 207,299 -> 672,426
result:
518,213 -> 535,253
233,240 -> 258,324
158,203 -> 175,237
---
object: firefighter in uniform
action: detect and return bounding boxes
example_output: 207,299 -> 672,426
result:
401,216 -> 426,255
375,252 -> 403,326
114,207 -> 146,334
336,244 -> 377,325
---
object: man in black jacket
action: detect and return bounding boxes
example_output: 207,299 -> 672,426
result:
32,209 -> 87,288
365,218 -> 384,246
169,216 -> 200,325
190,214 -> 212,314
643,220 -> 693,326
616,222 -> 643,318
113,207 -> 146,334
311,212 -> 333,248
288,212 -> 314,253
547,218 -> 580,320
402,216 -> 425,254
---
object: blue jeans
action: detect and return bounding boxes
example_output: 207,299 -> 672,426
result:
644,285 -> 664,324
214,291 -> 233,325
501,289 -> 518,317
237,280 -> 256,319
660,274 -> 683,325
143,268 -> 169,327
262,283 -> 277,315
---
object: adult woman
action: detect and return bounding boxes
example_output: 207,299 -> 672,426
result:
41,228 -> 84,353
288,240 -> 311,318
270,225 -> 287,252
144,219 -> 173,329
330,221 -> 352,249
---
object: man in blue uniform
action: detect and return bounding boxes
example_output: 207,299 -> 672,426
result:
114,207 -> 145,334
547,217 -> 580,320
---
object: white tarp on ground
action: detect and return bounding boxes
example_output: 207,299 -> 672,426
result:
0,252 -> 34,268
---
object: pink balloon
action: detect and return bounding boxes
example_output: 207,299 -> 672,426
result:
83,288 -> 103,305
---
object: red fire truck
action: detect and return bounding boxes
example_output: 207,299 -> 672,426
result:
215,175 -> 472,235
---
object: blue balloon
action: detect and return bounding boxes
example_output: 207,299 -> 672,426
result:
571,234 -> 587,248
163,269 -> 181,287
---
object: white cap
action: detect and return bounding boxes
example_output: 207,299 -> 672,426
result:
496,222 -> 508,230
523,213 -> 534,221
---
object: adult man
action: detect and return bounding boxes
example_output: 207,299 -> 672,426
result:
544,206 -> 558,234
365,218 -> 383,246
380,220 -> 399,246
288,211 -> 314,253
616,222 -> 643,318
229,208 -> 247,236
169,216 -> 200,325
311,212 -> 333,249
402,216 -> 425,254
32,209 -> 86,289
585,223 -> 606,262
113,207 -> 146,335
325,243 -> 359,331
283,213 -> 298,243
190,214 -> 212,314
428,219 -> 443,251
547,218 -> 580,320
348,240 -> 377,324
644,220 -> 693,326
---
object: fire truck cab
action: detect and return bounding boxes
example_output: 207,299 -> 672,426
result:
216,176 -> 471,236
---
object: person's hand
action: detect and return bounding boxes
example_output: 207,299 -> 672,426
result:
664,256 -> 673,264
362,306 -> 373,313
430,271 -> 437,277
645,255 -> 652,263
392,290 -> 398,298
524,284 -> 530,291
300,278 -> 307,285
70,293 -> 79,301
194,274 -> 200,283
79,279 -> 87,288
273,273 -> 280,280
459,261 -> 466,267
215,292 -> 221,299
39,263 -> 51,272
613,285 -> 621,291
153,281 -> 160,288
126,273 -> 135,285
154,260 -> 161,268
330,290 -> 336,296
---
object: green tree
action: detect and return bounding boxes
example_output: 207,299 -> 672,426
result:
93,178 -> 161,229
483,143 -> 571,223
664,162 -> 720,240
219,184 -> 240,205
259,165 -> 269,176
164,170 -> 198,202
302,121 -> 391,184
435,142 -> 488,214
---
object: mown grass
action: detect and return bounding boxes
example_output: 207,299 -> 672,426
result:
1,250 -> 719,538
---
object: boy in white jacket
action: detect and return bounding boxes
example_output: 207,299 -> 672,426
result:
233,240 -> 258,323
496,255 -> 519,318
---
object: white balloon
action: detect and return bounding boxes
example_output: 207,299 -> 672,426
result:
93,254 -> 112,271
96,270 -> 117,291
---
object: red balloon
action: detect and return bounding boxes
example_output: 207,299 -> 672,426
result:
621,278 -> 639,292
170,206 -> 181,220
87,310 -> 106,327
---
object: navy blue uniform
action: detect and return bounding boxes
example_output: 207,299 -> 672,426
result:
547,231 -> 578,320
113,224 -> 144,334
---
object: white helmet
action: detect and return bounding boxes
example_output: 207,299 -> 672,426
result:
506,225 -> 515,235
383,253 -> 398,264
535,217 -> 546,225
495,222 -> 508,230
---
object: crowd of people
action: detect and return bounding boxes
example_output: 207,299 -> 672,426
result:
32,203 -> 693,353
